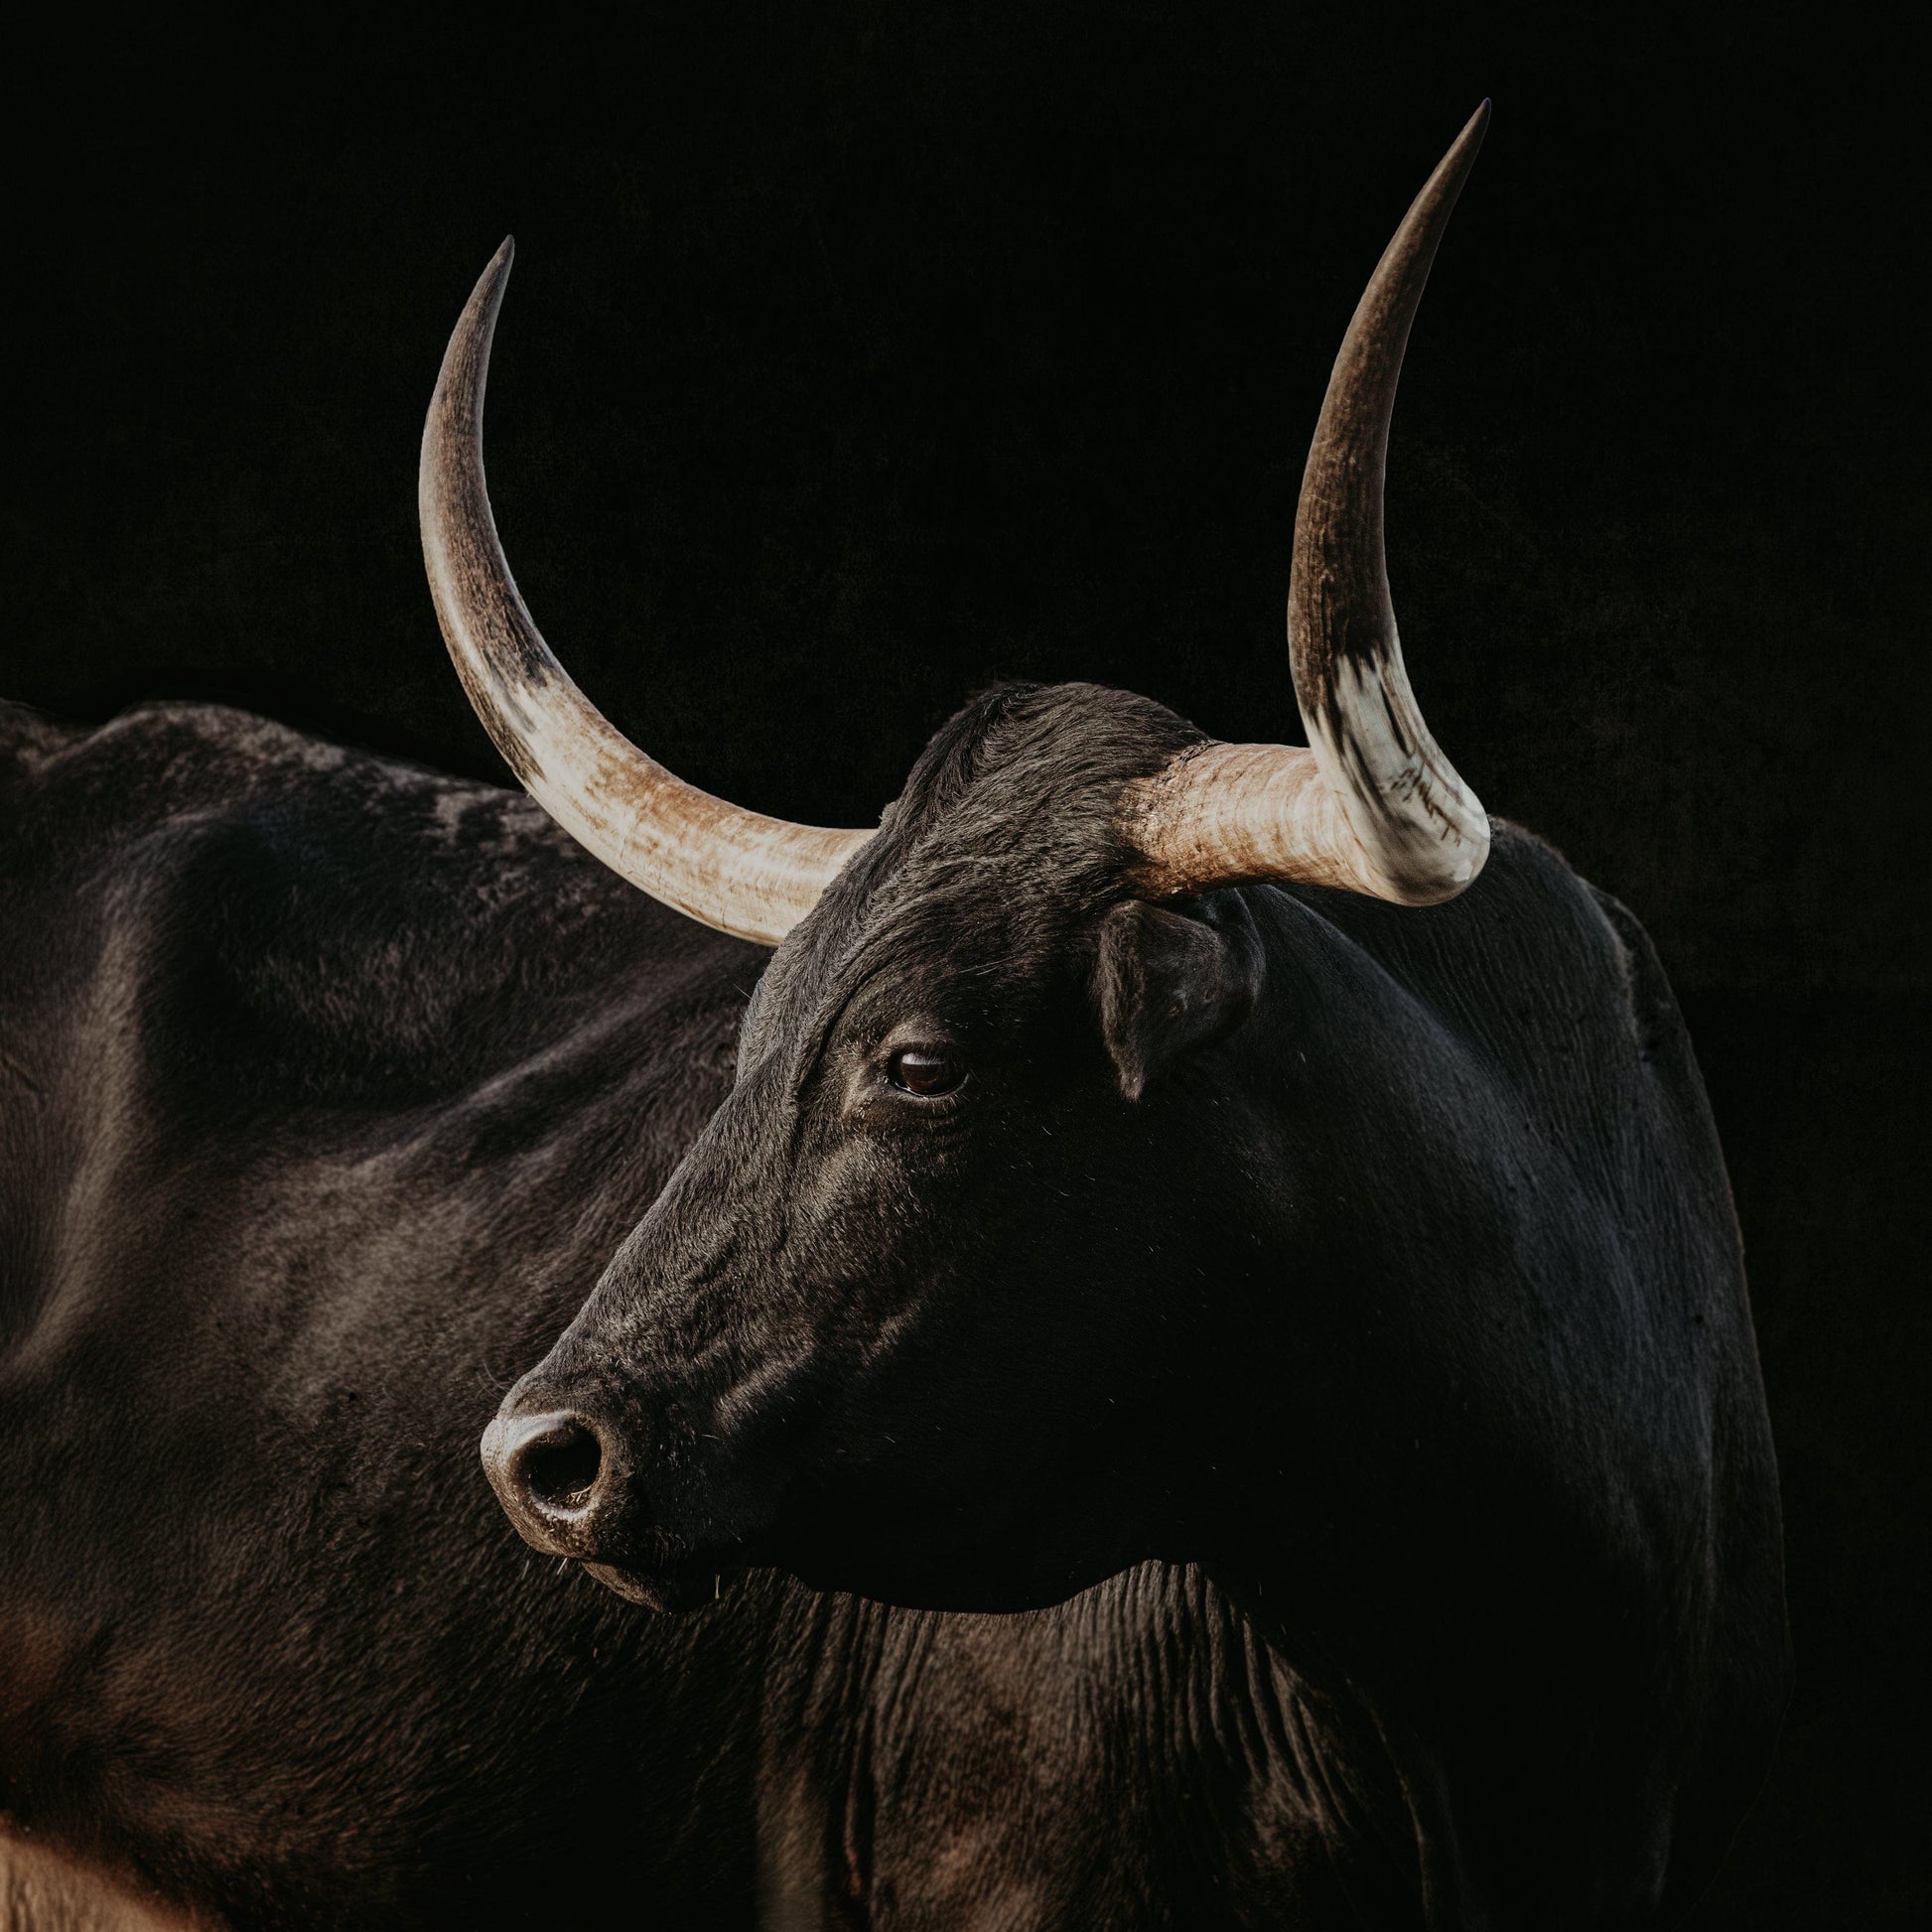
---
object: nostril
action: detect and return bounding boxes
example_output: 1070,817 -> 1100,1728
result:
483,1410 -> 614,1533
483,1409 -> 623,1557
520,1422 -> 603,1513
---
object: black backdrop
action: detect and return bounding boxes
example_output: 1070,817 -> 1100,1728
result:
1,8 -> 1923,1925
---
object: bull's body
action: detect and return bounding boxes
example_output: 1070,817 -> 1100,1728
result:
2,699 -> 1409,1928
2,691 -> 1787,1928
2,102 -> 1792,1928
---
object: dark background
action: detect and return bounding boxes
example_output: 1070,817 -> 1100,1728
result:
1,7 -> 1922,1925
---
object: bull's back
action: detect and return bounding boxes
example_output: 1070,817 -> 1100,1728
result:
0,701 -> 775,1927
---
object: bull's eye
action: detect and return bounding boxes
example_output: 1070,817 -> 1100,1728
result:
887,1046 -> 965,1097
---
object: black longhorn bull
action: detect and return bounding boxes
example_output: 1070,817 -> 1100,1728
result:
0,107 -> 1785,1928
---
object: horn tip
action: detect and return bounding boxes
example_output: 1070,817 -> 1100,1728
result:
462,237 -> 516,333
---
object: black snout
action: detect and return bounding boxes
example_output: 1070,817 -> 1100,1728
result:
481,1407 -> 622,1558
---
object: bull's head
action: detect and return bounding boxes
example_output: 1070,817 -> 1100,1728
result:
434,109 -> 1497,1613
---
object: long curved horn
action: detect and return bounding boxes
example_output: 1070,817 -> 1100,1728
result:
420,239 -> 873,946
1121,104 -> 1492,906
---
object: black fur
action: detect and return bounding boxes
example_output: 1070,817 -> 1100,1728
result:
1,686 -> 1789,1928
502,681 -> 1790,1926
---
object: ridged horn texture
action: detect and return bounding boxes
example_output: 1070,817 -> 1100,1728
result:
420,238 -> 874,946
1121,103 -> 1493,906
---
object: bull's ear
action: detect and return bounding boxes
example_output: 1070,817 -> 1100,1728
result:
1093,896 -> 1264,1102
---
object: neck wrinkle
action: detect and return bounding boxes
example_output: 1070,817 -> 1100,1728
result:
1080,1563 -> 1422,1924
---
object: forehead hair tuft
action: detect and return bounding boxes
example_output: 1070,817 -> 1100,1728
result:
747,683 -> 1207,1059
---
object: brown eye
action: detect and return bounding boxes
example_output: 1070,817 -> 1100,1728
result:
887,1046 -> 965,1097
